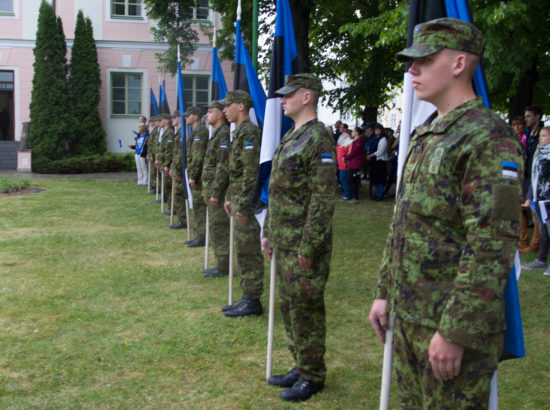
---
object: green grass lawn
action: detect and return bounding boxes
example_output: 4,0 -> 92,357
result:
0,177 -> 548,408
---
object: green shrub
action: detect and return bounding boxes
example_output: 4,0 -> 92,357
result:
0,176 -> 31,193
32,153 -> 135,174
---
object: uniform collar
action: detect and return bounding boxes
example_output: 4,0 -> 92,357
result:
415,97 -> 482,138
285,119 -> 318,141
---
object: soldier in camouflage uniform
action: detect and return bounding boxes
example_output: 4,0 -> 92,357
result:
168,111 -> 187,229
220,90 -> 265,317
185,106 -> 209,247
156,113 -> 175,213
262,74 -> 335,402
368,18 -> 524,408
202,101 -> 231,277
146,116 -> 159,196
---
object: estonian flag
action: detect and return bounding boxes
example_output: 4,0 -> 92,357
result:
150,86 -> 159,117
211,46 -> 228,101
399,0 -> 525,361
256,0 -> 297,210
233,17 -> 266,128
160,78 -> 171,115
177,51 -> 192,206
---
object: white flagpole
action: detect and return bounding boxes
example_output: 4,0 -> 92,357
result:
489,371 -> 498,409
170,175 -> 175,225
266,250 -> 276,380
228,215 -> 234,304
155,167 -> 159,201
147,161 -> 151,191
204,207 -> 210,270
379,315 -> 395,410
185,199 -> 191,241
161,172 -> 165,213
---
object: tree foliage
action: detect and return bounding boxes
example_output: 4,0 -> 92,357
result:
68,11 -> 106,156
28,1 -> 69,161
144,0 -> 202,75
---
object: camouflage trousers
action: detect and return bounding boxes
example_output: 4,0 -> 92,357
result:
172,178 -> 187,224
148,161 -> 156,190
393,318 -> 497,409
232,208 -> 264,299
207,201 -> 229,273
275,247 -> 331,384
191,185 -> 206,241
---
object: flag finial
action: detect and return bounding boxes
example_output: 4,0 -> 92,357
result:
177,44 -> 181,63
237,0 -> 241,21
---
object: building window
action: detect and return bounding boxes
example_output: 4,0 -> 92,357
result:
390,113 -> 397,129
0,0 -> 14,14
183,75 -> 209,112
183,0 -> 210,21
111,72 -> 142,116
0,71 -> 14,90
111,0 -> 142,18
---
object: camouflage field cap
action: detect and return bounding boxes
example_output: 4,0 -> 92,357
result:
207,100 -> 225,111
171,110 -> 179,118
395,17 -> 482,62
158,113 -> 170,120
219,90 -> 253,108
275,73 -> 323,95
182,106 -> 203,116
150,115 -> 159,122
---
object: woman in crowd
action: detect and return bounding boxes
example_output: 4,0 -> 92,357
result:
343,127 -> 365,203
336,129 -> 353,200
129,123 -> 149,186
523,126 -> 550,276
512,116 -> 527,150
367,123 -> 388,201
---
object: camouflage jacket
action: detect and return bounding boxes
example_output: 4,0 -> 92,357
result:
148,127 -> 159,159
158,127 -> 175,170
170,128 -> 184,177
228,118 -> 262,213
264,119 -> 336,257
375,98 -> 523,354
202,124 -> 230,200
186,123 -> 209,183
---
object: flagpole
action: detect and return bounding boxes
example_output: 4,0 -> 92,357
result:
380,315 -> 395,410
266,249 -> 276,380
252,0 -> 259,70
161,172 -> 165,213
170,174 -> 175,225
185,199 -> 191,241
228,215 -> 234,304
204,207 -> 210,270
147,161 -> 151,191
155,167 -> 159,201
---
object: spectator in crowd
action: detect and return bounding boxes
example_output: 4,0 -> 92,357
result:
522,126 -> 550,276
384,123 -> 400,197
361,124 -> 373,180
336,123 -> 349,146
336,128 -> 353,200
128,123 -> 149,186
343,127 -> 365,203
519,106 -> 544,253
512,116 -> 527,149
367,123 -> 388,200
332,120 -> 342,145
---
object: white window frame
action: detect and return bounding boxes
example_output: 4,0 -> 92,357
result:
108,69 -> 146,118
184,0 -> 213,23
182,73 -> 210,111
106,0 -> 147,23
0,0 -> 19,19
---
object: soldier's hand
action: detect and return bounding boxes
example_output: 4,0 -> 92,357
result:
203,197 -> 208,206
428,331 -> 464,381
298,254 -> 312,272
210,197 -> 219,208
155,160 -> 159,168
368,299 -> 388,343
236,211 -> 247,227
261,238 -> 272,260
164,167 -> 169,174
169,170 -> 173,178
224,201 -> 231,218
189,179 -> 196,189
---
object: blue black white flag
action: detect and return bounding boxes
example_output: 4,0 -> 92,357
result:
150,86 -> 159,117
233,17 -> 266,128
160,78 -> 171,115
177,50 -> 192,205
256,0 -> 297,210
211,46 -> 228,101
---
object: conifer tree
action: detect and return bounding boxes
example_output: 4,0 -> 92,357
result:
68,11 -> 106,155
28,1 -> 69,161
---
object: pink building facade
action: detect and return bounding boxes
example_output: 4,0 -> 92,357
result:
0,0 -> 233,153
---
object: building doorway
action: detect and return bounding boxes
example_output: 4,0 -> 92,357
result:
0,71 -> 14,141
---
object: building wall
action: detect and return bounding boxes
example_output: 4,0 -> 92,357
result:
0,0 -> 233,152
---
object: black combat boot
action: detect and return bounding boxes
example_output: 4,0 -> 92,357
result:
224,297 -> 262,317
267,368 -> 300,388
280,376 -> 324,402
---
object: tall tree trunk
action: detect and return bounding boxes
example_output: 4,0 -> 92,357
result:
362,106 -> 377,124
508,58 -> 538,122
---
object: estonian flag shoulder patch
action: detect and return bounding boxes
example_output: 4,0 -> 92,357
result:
194,136 -> 201,141
321,153 -> 333,164
220,142 -> 228,149
244,142 -> 254,150
502,161 -> 519,179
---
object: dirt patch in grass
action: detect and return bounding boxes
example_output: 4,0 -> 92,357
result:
0,187 -> 46,198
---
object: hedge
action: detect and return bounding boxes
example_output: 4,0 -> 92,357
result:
32,153 -> 135,174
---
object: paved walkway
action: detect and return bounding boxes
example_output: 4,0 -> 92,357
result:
0,169 -> 136,180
